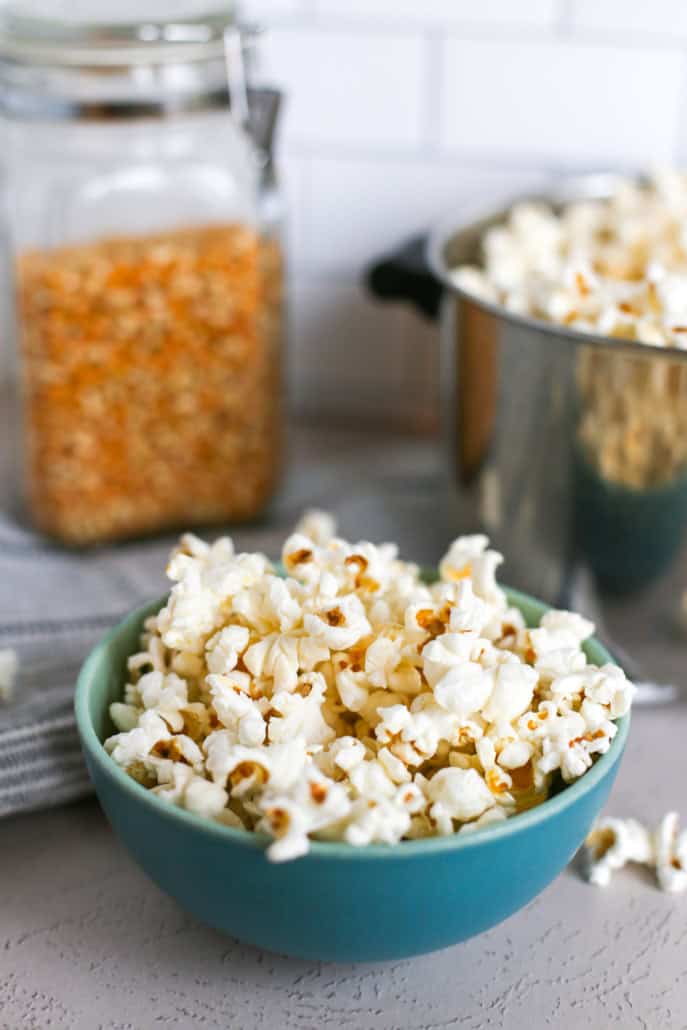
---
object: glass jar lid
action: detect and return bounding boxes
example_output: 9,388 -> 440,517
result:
0,2 -> 257,122
0,1 -> 239,67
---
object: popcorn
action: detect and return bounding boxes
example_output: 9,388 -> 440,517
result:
497,739 -> 532,771
343,794 -> 412,847
583,812 -> 687,894
364,634 -> 403,688
653,812 -> 687,894
293,509 -> 337,546
454,172 -> 687,490
105,710 -> 171,768
426,768 -> 495,833
583,664 -> 635,719
110,702 -> 141,733
267,674 -> 336,747
105,515 -> 634,861
303,594 -> 371,650
432,661 -> 493,721
439,535 -> 504,606
584,817 -> 653,887
0,649 -> 18,704
184,777 -> 230,820
258,770 -> 351,861
206,625 -> 250,675
327,735 -> 367,773
456,175 -> 687,348
207,674 -> 267,745
153,763 -> 229,820
482,661 -> 538,729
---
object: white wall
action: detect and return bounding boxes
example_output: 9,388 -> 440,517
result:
249,0 -> 687,427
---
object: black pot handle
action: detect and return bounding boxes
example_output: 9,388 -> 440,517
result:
365,234 -> 442,322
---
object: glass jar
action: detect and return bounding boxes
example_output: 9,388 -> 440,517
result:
0,2 -> 284,545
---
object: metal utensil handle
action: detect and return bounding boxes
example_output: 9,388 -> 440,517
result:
222,26 -> 250,132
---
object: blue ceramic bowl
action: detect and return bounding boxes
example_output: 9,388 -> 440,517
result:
75,589 -> 629,963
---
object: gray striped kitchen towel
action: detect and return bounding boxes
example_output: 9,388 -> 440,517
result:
0,503 -> 173,818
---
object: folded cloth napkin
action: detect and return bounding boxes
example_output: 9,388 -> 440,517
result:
0,505 -> 174,818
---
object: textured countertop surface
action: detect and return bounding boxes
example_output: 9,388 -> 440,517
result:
1,425 -> 686,1030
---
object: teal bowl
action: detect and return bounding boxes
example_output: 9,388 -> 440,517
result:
75,589 -> 630,963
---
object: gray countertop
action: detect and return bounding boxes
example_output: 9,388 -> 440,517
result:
1,425 -> 686,1030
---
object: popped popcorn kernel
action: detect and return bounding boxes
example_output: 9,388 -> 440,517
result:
584,817 -> 653,887
0,649 -> 19,704
104,515 -> 633,861
654,812 -> 687,894
583,812 -> 687,894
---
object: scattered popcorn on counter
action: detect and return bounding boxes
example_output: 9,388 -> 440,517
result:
583,812 -> 687,892
583,817 -> 653,887
0,649 -> 18,704
105,514 -> 635,861
654,812 -> 687,894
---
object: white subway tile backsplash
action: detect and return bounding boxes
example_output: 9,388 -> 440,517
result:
439,39 -> 683,165
4,2 -> 686,426
301,157 -> 550,269
279,154 -> 309,268
311,0 -> 557,28
242,0 -> 306,17
288,277 -> 442,422
570,0 -> 687,39
261,28 -> 427,148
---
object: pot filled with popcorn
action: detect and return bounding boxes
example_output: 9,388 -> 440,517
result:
371,173 -> 687,658
0,1 -> 284,546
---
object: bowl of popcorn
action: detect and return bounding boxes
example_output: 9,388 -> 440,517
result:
75,513 -> 633,961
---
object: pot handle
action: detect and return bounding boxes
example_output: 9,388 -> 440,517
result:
365,234 -> 443,321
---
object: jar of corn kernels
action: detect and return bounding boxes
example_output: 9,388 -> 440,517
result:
0,2 -> 284,545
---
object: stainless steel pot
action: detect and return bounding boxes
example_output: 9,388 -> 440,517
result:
369,174 -> 687,691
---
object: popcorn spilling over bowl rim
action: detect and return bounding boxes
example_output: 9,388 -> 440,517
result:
102,512 -> 635,862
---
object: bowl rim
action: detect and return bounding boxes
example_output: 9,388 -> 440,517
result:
75,586 -> 630,862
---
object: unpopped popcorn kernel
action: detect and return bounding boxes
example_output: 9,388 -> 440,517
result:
105,515 -> 634,861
